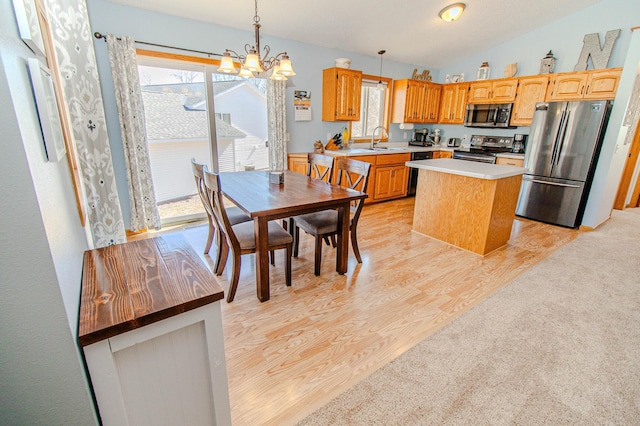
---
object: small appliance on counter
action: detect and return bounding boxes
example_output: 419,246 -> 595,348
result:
512,134 -> 527,153
409,129 -> 434,147
447,137 -> 461,147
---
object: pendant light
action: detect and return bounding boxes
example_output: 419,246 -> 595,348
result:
376,50 -> 386,91
216,0 -> 295,79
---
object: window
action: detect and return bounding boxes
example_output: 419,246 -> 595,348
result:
215,112 -> 231,124
350,75 -> 392,142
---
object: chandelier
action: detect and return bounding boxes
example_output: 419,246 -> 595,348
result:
217,0 -> 295,80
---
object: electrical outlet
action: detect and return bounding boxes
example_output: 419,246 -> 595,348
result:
327,133 -> 332,140
404,131 -> 407,139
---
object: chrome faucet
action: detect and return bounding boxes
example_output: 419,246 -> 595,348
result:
370,126 -> 388,149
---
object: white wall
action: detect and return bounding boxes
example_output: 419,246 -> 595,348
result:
0,0 -> 97,422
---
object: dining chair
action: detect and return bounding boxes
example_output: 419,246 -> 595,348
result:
191,159 -> 252,271
203,170 -> 293,302
283,153 -> 336,233
292,157 -> 371,276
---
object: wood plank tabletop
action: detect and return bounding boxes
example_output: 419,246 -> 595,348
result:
219,171 -> 367,219
78,234 -> 224,346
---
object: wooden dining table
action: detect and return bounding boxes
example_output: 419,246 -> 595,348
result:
219,170 -> 367,302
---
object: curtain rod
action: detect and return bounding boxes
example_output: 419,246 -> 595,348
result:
93,32 -> 223,58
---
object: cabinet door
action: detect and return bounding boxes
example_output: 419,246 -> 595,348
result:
546,73 -> 589,101
584,68 -> 621,100
373,165 -> 408,200
468,81 -> 493,103
287,153 -> 309,175
511,76 -> 549,127
491,79 -> 518,103
438,85 -> 456,123
336,70 -> 361,120
496,157 -> 524,166
407,81 -> 426,122
451,83 -> 469,123
424,83 -> 442,123
322,68 -> 362,121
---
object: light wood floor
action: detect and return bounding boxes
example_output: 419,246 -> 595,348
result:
147,197 -> 579,425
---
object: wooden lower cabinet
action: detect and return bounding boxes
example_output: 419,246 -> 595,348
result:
373,164 -> 409,200
287,153 -> 309,175
496,156 -> 524,167
287,152 -> 410,203
432,150 -> 453,159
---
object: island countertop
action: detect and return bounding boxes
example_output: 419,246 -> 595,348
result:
406,158 -> 526,180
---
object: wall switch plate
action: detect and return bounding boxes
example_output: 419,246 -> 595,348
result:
404,132 -> 407,139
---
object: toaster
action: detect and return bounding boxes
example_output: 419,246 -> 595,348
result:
447,137 -> 461,147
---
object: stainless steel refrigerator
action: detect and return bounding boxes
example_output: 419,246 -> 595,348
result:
515,100 -> 612,228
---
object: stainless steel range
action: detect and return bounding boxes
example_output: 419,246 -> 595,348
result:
452,135 -> 515,164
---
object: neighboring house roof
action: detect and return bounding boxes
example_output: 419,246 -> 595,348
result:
142,80 -> 265,110
141,90 -> 245,140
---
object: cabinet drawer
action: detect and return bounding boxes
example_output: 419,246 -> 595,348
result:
375,153 -> 411,165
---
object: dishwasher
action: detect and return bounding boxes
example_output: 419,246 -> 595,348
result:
408,151 -> 433,196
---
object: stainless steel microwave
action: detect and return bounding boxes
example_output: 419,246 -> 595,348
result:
464,103 -> 515,128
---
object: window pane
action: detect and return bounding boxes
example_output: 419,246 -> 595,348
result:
351,80 -> 387,139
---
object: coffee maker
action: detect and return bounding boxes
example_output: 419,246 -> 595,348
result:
410,129 -> 433,146
512,134 -> 527,153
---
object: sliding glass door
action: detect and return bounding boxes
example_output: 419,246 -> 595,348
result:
137,55 -> 268,225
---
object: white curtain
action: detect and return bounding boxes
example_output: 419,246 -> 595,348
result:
46,0 -> 126,247
106,34 -> 161,232
267,79 -> 288,171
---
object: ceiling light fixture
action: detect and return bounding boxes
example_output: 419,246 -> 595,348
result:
217,0 -> 295,80
376,50 -> 386,91
439,3 -> 466,22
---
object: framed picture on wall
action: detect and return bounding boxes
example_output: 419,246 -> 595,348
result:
27,58 -> 66,162
12,0 -> 46,57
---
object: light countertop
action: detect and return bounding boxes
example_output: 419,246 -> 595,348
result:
406,158 -> 526,180
321,143 -> 453,157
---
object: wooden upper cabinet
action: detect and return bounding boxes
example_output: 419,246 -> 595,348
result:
510,75 -> 550,127
468,78 -> 518,104
322,67 -> 362,121
546,68 -> 621,101
392,79 -> 441,123
583,68 -> 622,100
424,84 -> 442,123
438,82 -> 469,124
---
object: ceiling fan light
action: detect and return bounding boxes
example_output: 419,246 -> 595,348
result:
217,52 -> 238,74
244,50 -> 264,73
278,55 -> 296,76
439,3 -> 465,22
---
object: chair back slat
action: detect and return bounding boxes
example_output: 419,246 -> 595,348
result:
336,158 -> 371,217
203,170 -> 239,249
191,159 -> 213,217
307,153 -> 335,183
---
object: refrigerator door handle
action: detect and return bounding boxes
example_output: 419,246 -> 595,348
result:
550,107 -> 569,175
524,178 -> 582,188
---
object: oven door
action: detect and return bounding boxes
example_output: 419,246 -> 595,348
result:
452,151 -> 497,164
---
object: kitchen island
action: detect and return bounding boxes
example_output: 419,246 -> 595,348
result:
406,158 -> 526,255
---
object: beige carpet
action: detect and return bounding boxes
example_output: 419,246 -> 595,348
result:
298,208 -> 640,425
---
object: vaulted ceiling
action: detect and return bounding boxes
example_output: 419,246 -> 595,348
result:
105,0 -> 603,68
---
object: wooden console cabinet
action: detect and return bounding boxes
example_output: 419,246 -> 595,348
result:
79,235 -> 231,425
